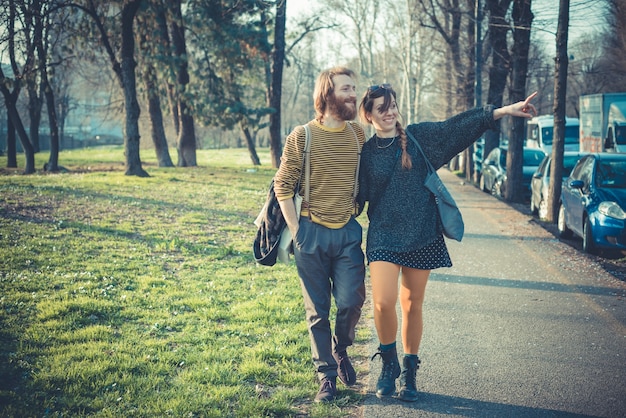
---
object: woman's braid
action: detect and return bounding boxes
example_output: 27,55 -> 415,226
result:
396,122 -> 413,170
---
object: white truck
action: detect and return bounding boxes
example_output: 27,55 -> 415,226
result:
579,92 -> 626,153
525,114 -> 580,154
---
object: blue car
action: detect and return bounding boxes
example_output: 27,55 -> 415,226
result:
558,153 -> 626,254
530,152 -> 587,219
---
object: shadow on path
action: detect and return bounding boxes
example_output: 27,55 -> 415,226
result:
430,273 -> 626,297
363,391 -> 596,417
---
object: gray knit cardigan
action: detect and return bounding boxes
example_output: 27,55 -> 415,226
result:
357,105 -> 497,255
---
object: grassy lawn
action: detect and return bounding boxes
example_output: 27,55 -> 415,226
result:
0,146 -> 371,417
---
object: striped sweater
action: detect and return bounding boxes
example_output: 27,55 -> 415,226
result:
274,120 -> 366,229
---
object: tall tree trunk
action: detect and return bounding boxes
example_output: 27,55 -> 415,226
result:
505,0 -> 533,202
6,112 -> 17,168
120,0 -> 148,177
138,5 -> 174,168
144,63 -> 174,167
155,5 -> 179,136
44,88 -> 60,171
547,0 -> 570,222
464,0 -> 477,181
0,77 -> 36,174
3,0 -> 35,173
450,4 -> 465,113
241,121 -> 261,165
484,0 -> 512,158
42,81 -> 60,172
33,0 -> 61,172
171,0 -> 197,167
80,0 -> 147,176
269,0 -> 286,168
27,82 -> 42,152
57,95 -> 68,150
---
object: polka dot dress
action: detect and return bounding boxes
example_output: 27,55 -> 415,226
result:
367,235 -> 452,269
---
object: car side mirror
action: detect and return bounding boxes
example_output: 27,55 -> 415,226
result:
570,179 -> 584,189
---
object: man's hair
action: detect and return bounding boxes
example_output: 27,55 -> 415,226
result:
313,66 -> 356,121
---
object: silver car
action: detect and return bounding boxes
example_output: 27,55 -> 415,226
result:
480,146 -> 545,200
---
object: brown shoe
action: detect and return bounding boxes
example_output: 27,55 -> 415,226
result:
314,377 -> 337,403
333,350 -> 356,386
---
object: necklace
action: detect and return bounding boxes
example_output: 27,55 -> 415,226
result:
376,135 -> 397,149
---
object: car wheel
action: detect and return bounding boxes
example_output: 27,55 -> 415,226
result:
491,181 -> 499,197
479,174 -> 486,192
582,218 -> 597,254
538,198 -> 549,220
530,195 -> 537,215
557,204 -> 572,239
492,179 -> 504,198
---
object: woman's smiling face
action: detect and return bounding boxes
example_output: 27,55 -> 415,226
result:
368,96 -> 399,137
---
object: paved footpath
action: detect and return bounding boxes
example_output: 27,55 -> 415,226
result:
361,169 -> 626,418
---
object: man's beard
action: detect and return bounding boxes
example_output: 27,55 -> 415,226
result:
328,95 -> 357,121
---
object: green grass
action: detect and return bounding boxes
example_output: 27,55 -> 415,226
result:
0,146 -> 371,417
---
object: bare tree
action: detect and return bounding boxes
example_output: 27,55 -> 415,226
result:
152,3 -> 179,137
417,0 -> 474,173
34,0 -> 62,172
14,0 -> 45,154
70,0 -> 148,177
605,0 -> 626,84
137,0 -> 174,167
383,0 -> 436,124
525,43 -> 552,114
546,0 -> 569,222
419,0 -> 472,114
169,0 -> 197,167
267,0 -> 287,168
483,0 -> 512,159
504,0 -> 533,202
325,0 -> 379,78
462,0 -> 477,181
0,0 -> 36,173
47,7 -> 77,154
591,0 -> 626,92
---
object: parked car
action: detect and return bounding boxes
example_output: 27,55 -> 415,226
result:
479,146 -> 545,199
530,152 -> 587,219
479,146 -> 505,194
558,153 -> 626,254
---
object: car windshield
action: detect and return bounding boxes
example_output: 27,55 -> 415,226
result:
540,125 -> 579,145
596,160 -> 626,188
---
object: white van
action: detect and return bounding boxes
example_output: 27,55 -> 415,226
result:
526,115 -> 580,154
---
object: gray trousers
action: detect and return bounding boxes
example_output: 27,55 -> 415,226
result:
294,217 -> 366,381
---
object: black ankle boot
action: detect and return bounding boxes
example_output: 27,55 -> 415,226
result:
371,346 -> 401,398
397,355 -> 420,402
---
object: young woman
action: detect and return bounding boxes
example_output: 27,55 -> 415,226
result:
357,85 -> 537,401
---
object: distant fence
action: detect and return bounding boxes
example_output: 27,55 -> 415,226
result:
0,134 -> 124,153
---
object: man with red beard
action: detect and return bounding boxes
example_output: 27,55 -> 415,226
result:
274,67 -> 366,403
